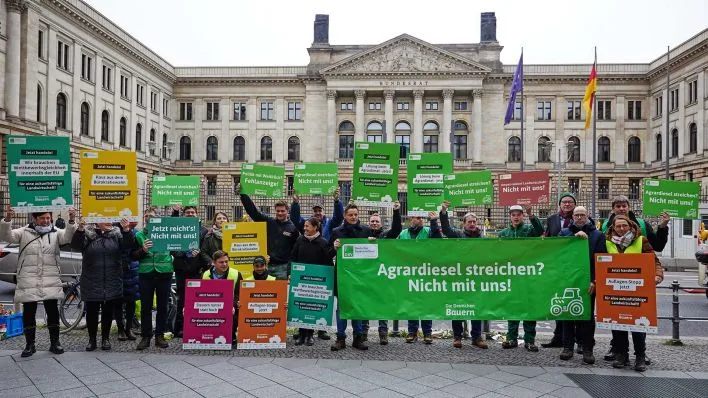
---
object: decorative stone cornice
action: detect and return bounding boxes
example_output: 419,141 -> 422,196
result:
383,90 -> 395,100
442,89 -> 455,99
354,89 -> 366,100
326,90 -> 337,100
413,90 -> 424,100
5,0 -> 27,13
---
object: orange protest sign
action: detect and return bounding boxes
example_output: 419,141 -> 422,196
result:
236,280 -> 288,349
595,253 -> 658,333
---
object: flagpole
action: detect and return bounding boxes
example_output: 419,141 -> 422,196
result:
665,45 -> 670,179
520,47 -> 524,172
591,47 -> 597,220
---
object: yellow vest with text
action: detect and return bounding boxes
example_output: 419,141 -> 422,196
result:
244,274 -> 276,281
606,237 -> 643,254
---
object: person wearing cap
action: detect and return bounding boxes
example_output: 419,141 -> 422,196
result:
290,188 -> 343,242
439,200 -> 488,350
245,256 -> 276,281
499,204 -> 543,351
236,184 -> 300,280
203,251 -> 243,344
541,192 -> 577,349
400,211 -> 442,345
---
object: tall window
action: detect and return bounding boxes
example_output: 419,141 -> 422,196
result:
260,136 -> 273,161
101,110 -> 109,141
81,54 -> 92,81
135,124 -> 142,151
453,135 -> 467,160
654,96 -> 663,117
669,88 -> 679,111
38,30 -> 44,59
656,134 -> 662,161
598,178 -> 610,200
119,117 -> 127,147
597,100 -> 611,120
538,137 -> 551,162
287,136 -> 300,161
688,80 -> 698,104
120,75 -> 129,98
136,83 -> 145,106
338,121 -> 355,159
179,136 -> 191,160
671,129 -> 679,158
179,102 -> 192,121
233,136 -> 245,161
206,102 -> 219,121
102,64 -> 112,91
367,121 -> 383,142
568,178 -> 580,195
149,129 -> 156,155
568,136 -> 580,162
396,135 -> 410,159
57,40 -> 69,70
689,123 -> 697,154
56,93 -> 67,129
423,121 -> 439,153
36,85 -> 42,123
287,102 -> 302,120
233,102 -> 246,120
629,178 -> 641,200
508,137 -> 521,162
567,100 -> 581,120
206,136 -> 218,161
162,133 -> 168,158
627,136 -> 641,163
79,102 -> 89,136
537,101 -> 551,120
627,100 -> 642,120
512,101 -> 522,121
598,137 -> 611,162
206,176 -> 217,196
260,101 -> 274,120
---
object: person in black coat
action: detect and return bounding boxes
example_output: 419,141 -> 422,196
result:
290,217 -> 336,346
71,218 -> 137,351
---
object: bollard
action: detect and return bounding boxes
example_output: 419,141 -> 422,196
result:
667,280 -> 683,346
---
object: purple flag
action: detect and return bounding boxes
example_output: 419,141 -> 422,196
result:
504,53 -> 523,125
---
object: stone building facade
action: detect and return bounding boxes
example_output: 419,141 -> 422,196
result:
0,0 -> 707,223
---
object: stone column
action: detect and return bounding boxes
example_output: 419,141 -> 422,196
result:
384,90 -> 394,143
354,89 -> 366,143
441,89 -> 453,154
4,0 -> 26,119
472,90 -> 483,161
326,90 -> 337,161
697,70 -> 705,154
247,98 -> 258,162
413,90 -> 424,153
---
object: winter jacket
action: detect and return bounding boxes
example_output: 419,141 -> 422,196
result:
605,235 -> 664,282
498,216 -> 544,238
601,211 -> 668,252
559,221 -> 606,281
199,229 -> 223,266
0,220 -> 76,303
290,199 -> 344,241
122,229 -> 140,299
440,212 -> 482,238
329,221 -> 372,295
133,229 -> 173,274
370,208 -> 403,239
291,235 -> 335,266
241,193 -> 300,264
172,225 -> 209,274
71,227 -> 136,302
545,213 -> 573,237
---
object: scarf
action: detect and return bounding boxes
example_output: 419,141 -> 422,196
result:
253,271 -> 270,280
408,225 -> 423,239
559,211 -> 573,229
611,231 -> 635,249
35,225 -> 52,234
211,226 -> 223,239
304,231 -> 321,241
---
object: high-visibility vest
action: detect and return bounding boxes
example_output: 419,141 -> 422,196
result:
244,274 -> 276,281
605,236 -> 643,254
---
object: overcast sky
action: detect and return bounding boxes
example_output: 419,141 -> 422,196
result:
85,0 -> 707,67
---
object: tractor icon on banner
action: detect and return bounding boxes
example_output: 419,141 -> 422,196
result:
550,288 -> 584,316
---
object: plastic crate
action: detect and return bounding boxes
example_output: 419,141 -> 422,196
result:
0,313 -> 23,339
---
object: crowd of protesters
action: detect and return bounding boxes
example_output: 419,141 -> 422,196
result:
0,188 -> 668,372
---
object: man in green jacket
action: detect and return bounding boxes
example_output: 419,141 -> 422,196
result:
499,205 -> 543,352
133,209 -> 174,350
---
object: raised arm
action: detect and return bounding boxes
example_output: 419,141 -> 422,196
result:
236,183 -> 269,222
384,202 -> 403,239
439,201 -> 461,238
56,208 -> 77,246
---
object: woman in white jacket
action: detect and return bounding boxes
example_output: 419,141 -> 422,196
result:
0,206 -> 76,357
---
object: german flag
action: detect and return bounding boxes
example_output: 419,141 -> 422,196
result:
582,64 -> 597,130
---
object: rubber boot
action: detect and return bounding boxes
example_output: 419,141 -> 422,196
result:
21,327 -> 36,358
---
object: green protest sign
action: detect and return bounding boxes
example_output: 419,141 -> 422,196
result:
6,135 -> 73,212
147,217 -> 201,252
287,263 -> 335,331
406,153 -> 452,216
444,170 -> 493,207
352,142 -> 399,208
151,175 -> 200,206
240,163 -> 284,197
643,179 -> 700,219
337,238 -> 591,320
293,163 -> 338,195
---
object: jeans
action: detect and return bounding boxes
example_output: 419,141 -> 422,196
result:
452,320 -> 482,340
23,300 -> 59,330
407,320 -> 432,335
361,320 -> 389,334
86,299 -> 120,340
335,305 -> 362,339
174,269 -> 201,335
507,321 -> 537,344
612,330 -> 646,356
269,263 -> 290,280
139,272 -> 172,338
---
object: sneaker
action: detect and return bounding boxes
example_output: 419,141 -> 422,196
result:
423,334 -> 433,344
331,339 -> 346,351
634,354 -> 647,372
583,350 -> 596,365
155,335 -> 169,349
612,353 -> 630,368
541,338 -> 563,348
317,330 -> 331,340
136,337 -> 151,351
472,338 -> 488,349
604,347 -> 616,361
524,343 -> 539,352
405,334 -> 418,343
502,341 -> 517,349
453,338 -> 462,348
379,332 -> 388,345
559,349 -> 574,360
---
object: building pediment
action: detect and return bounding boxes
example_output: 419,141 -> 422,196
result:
320,34 -> 491,77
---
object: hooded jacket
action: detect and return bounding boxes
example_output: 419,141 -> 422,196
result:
0,220 -> 76,303
241,193 -> 300,264
498,216 -> 544,238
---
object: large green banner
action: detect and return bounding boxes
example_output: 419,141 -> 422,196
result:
293,163 -> 338,195
147,217 -> 201,252
352,142 -> 399,208
643,179 -> 700,219
337,238 -> 591,320
406,153 -> 452,216
241,163 -> 285,197
6,135 -> 73,212
151,175 -> 200,206
287,263 -> 335,331
444,171 -> 493,208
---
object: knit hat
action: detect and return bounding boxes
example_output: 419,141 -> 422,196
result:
558,192 -> 577,205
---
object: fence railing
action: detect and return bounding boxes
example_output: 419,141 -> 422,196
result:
657,281 -> 708,345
